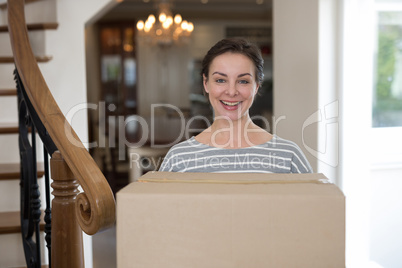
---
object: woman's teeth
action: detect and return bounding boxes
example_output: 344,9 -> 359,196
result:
221,100 -> 241,106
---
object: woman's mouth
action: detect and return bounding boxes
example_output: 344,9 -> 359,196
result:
220,100 -> 241,110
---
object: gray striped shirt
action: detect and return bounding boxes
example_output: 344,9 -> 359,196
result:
159,135 -> 313,173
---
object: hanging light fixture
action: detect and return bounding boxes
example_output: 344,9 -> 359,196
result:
136,1 -> 194,47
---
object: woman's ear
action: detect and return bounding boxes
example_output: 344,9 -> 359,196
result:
203,74 -> 209,93
254,84 -> 260,96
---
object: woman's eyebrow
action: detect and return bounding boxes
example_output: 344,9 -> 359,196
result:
212,72 -> 253,78
212,71 -> 227,77
238,73 -> 253,78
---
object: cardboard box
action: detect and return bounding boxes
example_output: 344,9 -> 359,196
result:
117,172 -> 345,268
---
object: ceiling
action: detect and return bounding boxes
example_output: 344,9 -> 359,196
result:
100,0 -> 272,22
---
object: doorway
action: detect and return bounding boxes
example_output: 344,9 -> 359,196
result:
86,1 -> 272,267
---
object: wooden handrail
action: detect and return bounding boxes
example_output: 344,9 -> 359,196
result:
7,0 -> 115,235
0,0 -> 43,9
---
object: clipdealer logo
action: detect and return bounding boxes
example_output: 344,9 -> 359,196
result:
302,100 -> 339,167
63,101 -> 338,166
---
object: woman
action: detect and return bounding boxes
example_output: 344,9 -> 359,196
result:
159,38 -> 312,173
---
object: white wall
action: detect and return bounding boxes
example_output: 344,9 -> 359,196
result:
369,167 -> 402,268
318,0 -> 340,183
273,0 -> 320,173
42,0 -> 115,142
341,0 -> 374,266
273,0 -> 341,186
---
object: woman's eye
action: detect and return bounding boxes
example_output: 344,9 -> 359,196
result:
216,79 -> 225,83
238,80 -> 249,84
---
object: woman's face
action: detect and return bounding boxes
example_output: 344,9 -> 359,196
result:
204,52 -> 259,122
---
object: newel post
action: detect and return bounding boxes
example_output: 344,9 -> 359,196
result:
50,151 -> 85,268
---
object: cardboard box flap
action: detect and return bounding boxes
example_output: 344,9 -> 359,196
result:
121,171 -> 344,198
139,171 -> 330,184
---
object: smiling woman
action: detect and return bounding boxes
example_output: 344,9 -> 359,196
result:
159,38 -> 312,173
205,53 -> 258,121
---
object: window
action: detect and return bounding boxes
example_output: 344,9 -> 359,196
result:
373,5 -> 402,127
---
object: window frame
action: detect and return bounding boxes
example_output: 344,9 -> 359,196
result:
371,1 -> 402,169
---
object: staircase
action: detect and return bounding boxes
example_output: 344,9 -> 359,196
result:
0,0 -> 116,267
0,0 -> 117,266
0,0 -> 54,267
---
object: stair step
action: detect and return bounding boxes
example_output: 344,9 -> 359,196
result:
0,89 -> 17,96
0,122 -> 19,134
13,266 -> 48,268
0,163 -> 45,181
0,22 -> 58,32
0,211 -> 45,235
0,56 -> 52,63
0,123 -> 37,136
0,0 -> 44,9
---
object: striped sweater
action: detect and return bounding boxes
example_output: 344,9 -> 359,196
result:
159,135 -> 313,173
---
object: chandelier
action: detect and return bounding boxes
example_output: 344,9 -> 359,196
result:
136,2 -> 194,47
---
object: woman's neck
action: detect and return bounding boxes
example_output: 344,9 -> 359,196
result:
207,116 -> 264,149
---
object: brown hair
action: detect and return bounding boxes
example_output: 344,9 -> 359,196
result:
201,38 -> 264,87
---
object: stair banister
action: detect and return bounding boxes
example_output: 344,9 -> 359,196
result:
7,0 -> 116,265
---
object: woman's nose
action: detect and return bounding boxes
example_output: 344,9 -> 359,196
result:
225,83 -> 238,97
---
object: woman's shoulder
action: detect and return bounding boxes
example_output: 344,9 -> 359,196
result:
257,135 -> 307,157
270,135 -> 312,171
267,135 -> 301,148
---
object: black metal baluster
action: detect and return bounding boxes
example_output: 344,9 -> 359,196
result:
17,81 -> 36,268
43,146 -> 51,267
14,66 -> 58,268
30,126 -> 41,268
